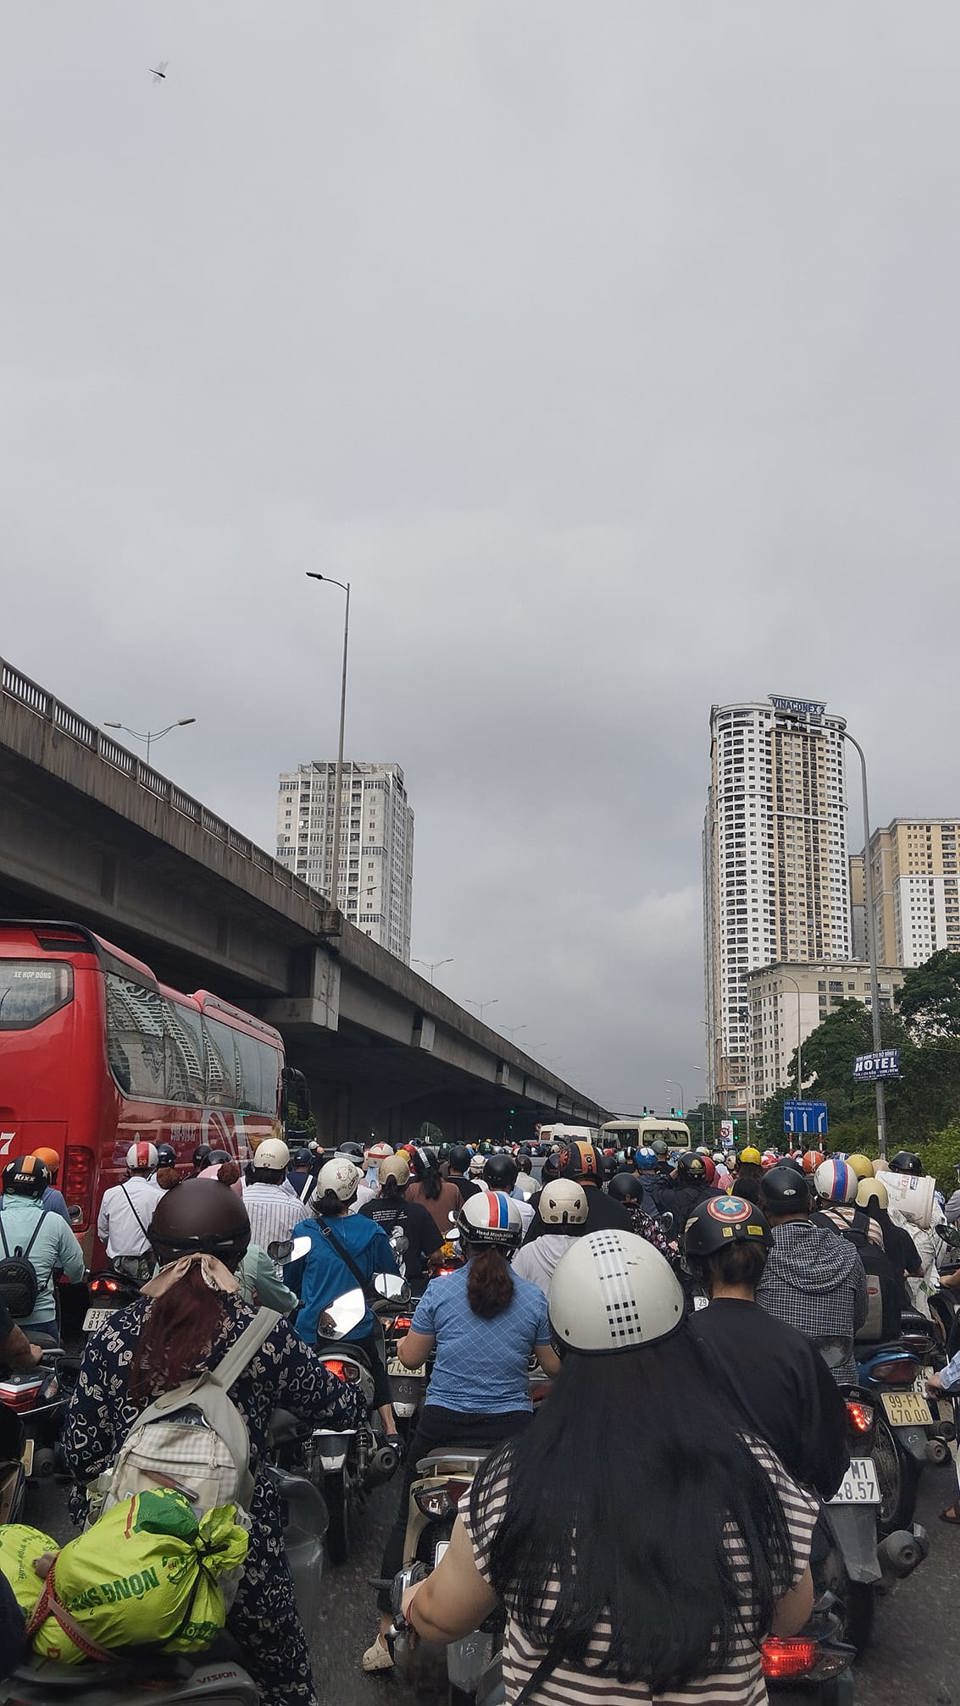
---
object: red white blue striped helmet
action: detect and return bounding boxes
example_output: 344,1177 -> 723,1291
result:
813,1157 -> 857,1205
456,1189 -> 522,1250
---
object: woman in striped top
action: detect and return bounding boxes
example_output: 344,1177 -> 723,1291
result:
402,1230 -> 818,1706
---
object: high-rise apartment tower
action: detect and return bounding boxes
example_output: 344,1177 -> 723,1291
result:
850,819 -> 960,969
275,761 -> 414,962
703,696 -> 851,1110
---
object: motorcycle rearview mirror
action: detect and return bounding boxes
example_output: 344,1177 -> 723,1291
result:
268,1239 -> 293,1264
374,1272 -> 407,1300
660,1212 -> 674,1237
288,1235 -> 313,1263
936,1222 -> 960,1248
320,1288 -> 366,1338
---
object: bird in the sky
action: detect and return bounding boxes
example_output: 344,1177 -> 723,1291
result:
149,61 -> 168,82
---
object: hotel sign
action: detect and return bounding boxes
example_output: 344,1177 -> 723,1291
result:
769,695 -> 826,719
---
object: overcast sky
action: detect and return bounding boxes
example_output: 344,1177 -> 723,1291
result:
3,3 -> 960,1113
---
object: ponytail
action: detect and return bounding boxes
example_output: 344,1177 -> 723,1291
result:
466,1246 -> 514,1319
130,1265 -> 227,1402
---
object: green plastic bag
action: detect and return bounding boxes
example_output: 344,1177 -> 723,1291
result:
0,1524 -> 56,1617
28,1489 -> 248,1664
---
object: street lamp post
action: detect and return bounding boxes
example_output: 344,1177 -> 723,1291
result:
502,1024 -> 528,1042
412,957 -> 453,985
467,998 -> 499,1022
780,974 -> 804,1105
666,1078 -> 685,1118
306,573 -> 351,913
845,729 -> 888,1158
690,1066 -> 712,1141
103,718 -> 195,767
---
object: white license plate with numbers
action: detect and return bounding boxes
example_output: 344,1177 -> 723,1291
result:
828,1458 -> 880,1505
82,1307 -> 117,1333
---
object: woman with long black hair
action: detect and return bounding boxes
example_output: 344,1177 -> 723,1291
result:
401,1231 -> 817,1706
362,1189 -> 560,1674
405,1145 -> 461,1237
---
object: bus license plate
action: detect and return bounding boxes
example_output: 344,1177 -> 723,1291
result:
881,1391 -> 931,1428
828,1458 -> 880,1505
82,1307 -> 117,1334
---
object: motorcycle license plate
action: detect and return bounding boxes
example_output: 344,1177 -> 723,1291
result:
827,1457 -> 880,1505
20,1439 -> 34,1476
388,1357 -> 424,1376
881,1391 -> 931,1428
82,1307 -> 117,1333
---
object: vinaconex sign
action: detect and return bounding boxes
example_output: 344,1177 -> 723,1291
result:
769,695 -> 827,719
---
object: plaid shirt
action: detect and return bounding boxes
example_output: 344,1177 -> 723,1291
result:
757,1219 -> 867,1385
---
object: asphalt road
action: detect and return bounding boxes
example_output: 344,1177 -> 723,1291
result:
27,1449 -> 960,1705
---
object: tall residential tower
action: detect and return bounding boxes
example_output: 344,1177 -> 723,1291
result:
703,696 -> 851,1111
275,761 -> 414,961
850,819 -> 960,969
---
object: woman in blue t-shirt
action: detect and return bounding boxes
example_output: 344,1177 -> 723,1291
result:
362,1189 -> 560,1673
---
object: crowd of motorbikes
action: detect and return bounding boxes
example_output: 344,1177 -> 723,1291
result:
0,1144 -> 958,1706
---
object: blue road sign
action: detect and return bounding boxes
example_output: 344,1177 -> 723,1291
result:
783,1100 -> 829,1137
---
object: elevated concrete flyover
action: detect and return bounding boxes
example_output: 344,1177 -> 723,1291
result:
0,658 -> 609,1141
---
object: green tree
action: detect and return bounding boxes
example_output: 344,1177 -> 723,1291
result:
897,950 -> 960,1039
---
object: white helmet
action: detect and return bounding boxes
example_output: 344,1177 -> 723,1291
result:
549,1230 -> 685,1353
254,1137 -> 290,1172
539,1179 -> 589,1227
126,1140 -> 158,1173
456,1189 -> 522,1250
468,1154 -> 486,1176
317,1158 -> 361,1202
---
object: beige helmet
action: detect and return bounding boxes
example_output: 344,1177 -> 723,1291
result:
254,1137 -> 290,1172
317,1157 -> 361,1202
857,1177 -> 889,1211
539,1179 -> 589,1227
378,1153 -> 410,1187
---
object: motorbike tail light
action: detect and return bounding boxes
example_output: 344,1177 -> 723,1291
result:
320,1359 -> 360,1384
871,1360 -> 919,1388
90,1277 -> 120,1295
0,1380 -> 42,1412
761,1638 -> 820,1679
391,1316 -> 413,1333
415,1484 -> 457,1518
846,1399 -> 875,1435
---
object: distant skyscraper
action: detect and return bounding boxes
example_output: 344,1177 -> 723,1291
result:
275,761 -> 414,962
850,818 -> 960,969
703,696 -> 851,1111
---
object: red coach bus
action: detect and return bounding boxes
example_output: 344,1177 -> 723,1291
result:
0,920 -> 301,1261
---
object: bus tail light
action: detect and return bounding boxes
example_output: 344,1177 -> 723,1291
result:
63,1146 -> 95,1228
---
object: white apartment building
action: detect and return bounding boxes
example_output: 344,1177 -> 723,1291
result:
275,761 -> 414,962
850,819 -> 960,969
744,961 -> 904,1108
703,696 -> 852,1111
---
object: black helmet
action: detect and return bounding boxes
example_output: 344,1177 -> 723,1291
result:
337,1141 -> 365,1161
206,1149 -> 232,1168
780,1154 -> 806,1175
759,1165 -> 811,1217
558,1141 -> 601,1182
155,1144 -> 177,1170
192,1145 -> 212,1171
449,1144 -> 472,1173
150,1179 -> 251,1266
607,1172 -> 644,1203
683,1195 -> 771,1260
651,1139 -> 668,1158
889,1151 -> 923,1177
3,1156 -> 50,1199
676,1152 -> 706,1181
483,1153 -> 518,1190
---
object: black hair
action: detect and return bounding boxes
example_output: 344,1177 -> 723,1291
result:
414,1156 -> 442,1200
472,1330 -> 794,1693
697,1240 -> 769,1292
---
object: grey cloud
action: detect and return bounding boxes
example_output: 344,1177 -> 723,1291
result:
3,2 -> 960,1111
